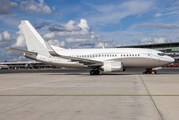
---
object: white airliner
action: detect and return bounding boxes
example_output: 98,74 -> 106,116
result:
8,21 -> 174,75
0,65 -> 9,70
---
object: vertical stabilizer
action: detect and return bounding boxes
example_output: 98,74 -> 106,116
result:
21,20 -> 49,56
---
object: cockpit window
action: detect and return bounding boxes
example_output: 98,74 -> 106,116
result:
158,53 -> 165,56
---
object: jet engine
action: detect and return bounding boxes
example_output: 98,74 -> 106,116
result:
100,61 -> 123,72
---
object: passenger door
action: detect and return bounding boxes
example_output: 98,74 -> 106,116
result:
147,51 -> 152,60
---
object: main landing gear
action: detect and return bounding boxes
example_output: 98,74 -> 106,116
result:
143,68 -> 156,75
90,69 -> 100,75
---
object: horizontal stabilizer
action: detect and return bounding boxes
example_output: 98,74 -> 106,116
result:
6,48 -> 37,54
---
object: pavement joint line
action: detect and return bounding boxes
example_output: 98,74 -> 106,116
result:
139,75 -> 164,120
0,95 -> 179,96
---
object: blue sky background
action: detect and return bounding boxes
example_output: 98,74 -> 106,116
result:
1,0 -> 179,61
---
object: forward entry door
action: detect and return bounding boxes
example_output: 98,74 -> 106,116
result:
147,51 -> 152,60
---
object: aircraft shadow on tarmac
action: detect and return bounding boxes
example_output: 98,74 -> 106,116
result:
0,68 -> 179,75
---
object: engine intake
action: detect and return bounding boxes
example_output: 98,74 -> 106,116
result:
100,61 -> 123,72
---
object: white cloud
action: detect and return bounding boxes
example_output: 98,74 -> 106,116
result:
0,31 -> 11,41
43,32 -> 56,40
66,37 -> 88,43
0,34 -> 2,41
86,0 -> 153,25
49,20 -> 81,31
48,39 -> 65,47
95,42 -> 113,48
0,0 -> 18,15
12,55 -> 26,61
3,31 -> 11,41
154,37 -> 166,43
78,19 -> 91,32
154,10 -> 179,18
44,19 -> 119,48
138,23 -> 179,29
34,22 -> 49,29
11,24 -> 26,47
57,31 -> 91,36
44,19 -> 95,44
20,0 -> 52,14
155,13 -> 162,17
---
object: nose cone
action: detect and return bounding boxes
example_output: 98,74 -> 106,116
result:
160,56 -> 175,65
171,58 -> 175,63
166,56 -> 175,64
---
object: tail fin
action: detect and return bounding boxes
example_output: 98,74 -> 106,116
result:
21,20 -> 49,56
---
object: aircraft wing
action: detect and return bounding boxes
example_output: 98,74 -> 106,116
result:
7,48 -> 38,54
44,41 -> 103,67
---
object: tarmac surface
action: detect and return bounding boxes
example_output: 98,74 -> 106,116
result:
0,68 -> 179,120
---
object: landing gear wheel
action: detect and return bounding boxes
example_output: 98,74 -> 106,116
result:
143,68 -> 157,75
90,69 -> 100,75
90,70 -> 95,75
95,70 -> 100,75
151,70 -> 157,75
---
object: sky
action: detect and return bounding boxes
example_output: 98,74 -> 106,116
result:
1,0 -> 179,62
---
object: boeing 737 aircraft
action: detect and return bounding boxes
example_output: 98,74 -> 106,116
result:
8,21 -> 174,75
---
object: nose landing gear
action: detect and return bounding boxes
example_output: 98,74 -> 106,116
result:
90,69 -> 100,75
143,68 -> 156,74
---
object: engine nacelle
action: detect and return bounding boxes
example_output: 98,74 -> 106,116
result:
100,61 -> 123,72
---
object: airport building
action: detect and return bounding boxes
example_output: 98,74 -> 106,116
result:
117,42 -> 179,59
0,61 -> 54,69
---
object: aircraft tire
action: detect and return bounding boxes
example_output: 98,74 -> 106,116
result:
95,70 -> 100,75
90,70 -> 95,75
152,70 -> 156,75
